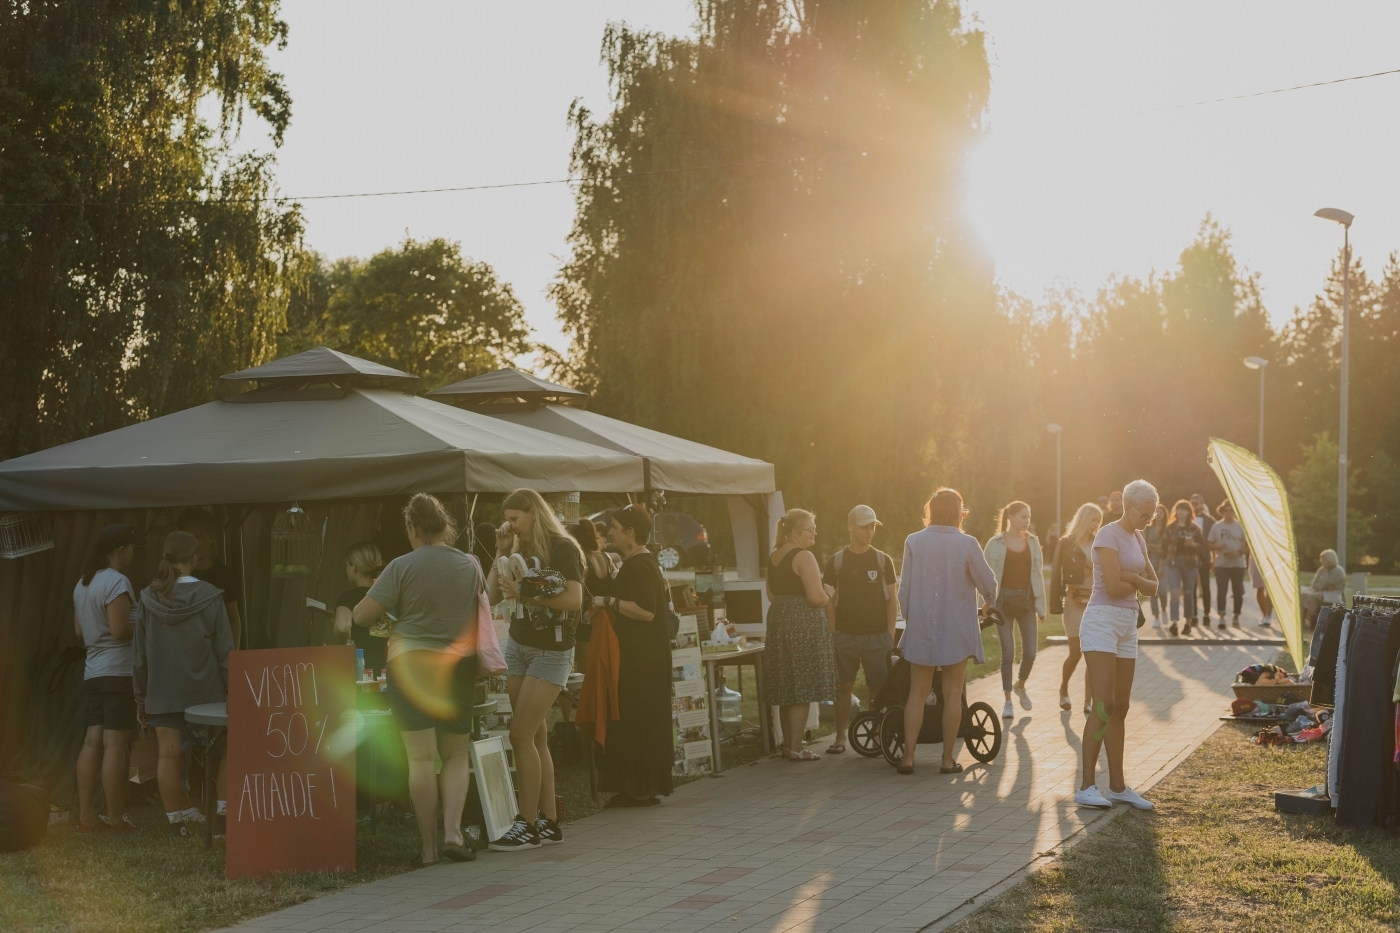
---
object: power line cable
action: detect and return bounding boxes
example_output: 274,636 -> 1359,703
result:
1161,66 -> 1400,110
0,156 -> 803,209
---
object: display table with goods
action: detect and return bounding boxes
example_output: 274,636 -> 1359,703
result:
700,643 -> 769,772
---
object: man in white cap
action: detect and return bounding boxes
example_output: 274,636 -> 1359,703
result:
821,505 -> 898,753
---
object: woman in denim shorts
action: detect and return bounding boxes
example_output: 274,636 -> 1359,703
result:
485,488 -> 585,850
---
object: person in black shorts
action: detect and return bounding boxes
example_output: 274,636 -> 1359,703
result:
821,505 -> 898,754
73,523 -> 143,834
354,494 -> 481,866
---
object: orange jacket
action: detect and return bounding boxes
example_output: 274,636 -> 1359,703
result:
576,608 -> 621,748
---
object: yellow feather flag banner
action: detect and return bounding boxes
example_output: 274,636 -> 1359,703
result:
1206,438 -> 1302,670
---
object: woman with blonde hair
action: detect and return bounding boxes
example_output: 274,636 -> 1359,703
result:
984,500 -> 1045,721
1049,502 -> 1103,713
354,493 -> 480,865
1074,479 -> 1159,811
485,488 -> 585,849
334,541 -> 386,674
898,488 -> 998,775
764,508 -> 836,761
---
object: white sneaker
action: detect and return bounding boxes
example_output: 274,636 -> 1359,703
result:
1014,685 -> 1032,711
1104,786 -> 1155,810
1152,617 -> 1162,629
1002,700 -> 1015,721
1074,786 -> 1112,809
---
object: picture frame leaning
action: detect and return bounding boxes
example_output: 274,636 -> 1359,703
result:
470,735 -> 519,843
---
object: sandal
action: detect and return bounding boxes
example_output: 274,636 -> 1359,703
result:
784,749 -> 820,761
826,743 -> 845,755
940,762 -> 964,774
1059,695 -> 1072,711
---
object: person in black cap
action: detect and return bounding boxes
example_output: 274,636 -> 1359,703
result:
73,523 -> 143,834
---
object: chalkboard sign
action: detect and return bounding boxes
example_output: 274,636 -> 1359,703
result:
226,645 -> 357,878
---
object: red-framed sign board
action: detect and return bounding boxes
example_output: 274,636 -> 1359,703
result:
226,645 -> 357,878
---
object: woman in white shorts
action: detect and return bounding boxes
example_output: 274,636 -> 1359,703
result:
1074,479 -> 1160,812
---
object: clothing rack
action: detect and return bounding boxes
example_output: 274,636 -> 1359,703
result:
1352,595 -> 1400,613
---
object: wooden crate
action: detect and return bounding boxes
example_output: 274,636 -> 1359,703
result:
1232,682 -> 1312,704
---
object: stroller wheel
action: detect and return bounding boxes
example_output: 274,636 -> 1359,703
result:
963,701 -> 1002,763
849,711 -> 882,757
879,706 -> 906,766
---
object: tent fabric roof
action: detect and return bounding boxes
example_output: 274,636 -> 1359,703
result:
483,403 -> 774,496
217,347 -> 419,398
0,390 -> 644,511
427,368 -> 588,405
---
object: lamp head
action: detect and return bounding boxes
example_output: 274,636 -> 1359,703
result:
1243,356 -> 1268,370
1046,423 -> 1062,434
1314,207 -> 1354,227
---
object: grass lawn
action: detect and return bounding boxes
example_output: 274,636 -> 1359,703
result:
948,721 -> 1400,932
0,611 -> 1063,933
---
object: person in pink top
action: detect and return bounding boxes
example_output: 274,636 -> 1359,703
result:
1074,479 -> 1160,812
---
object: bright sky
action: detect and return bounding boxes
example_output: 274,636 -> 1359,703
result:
267,2 -> 1400,356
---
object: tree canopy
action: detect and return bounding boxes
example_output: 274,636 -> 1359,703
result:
279,238 -> 533,389
553,0 -> 1010,540
0,0 -> 303,460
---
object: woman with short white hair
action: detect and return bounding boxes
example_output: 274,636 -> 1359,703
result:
1074,479 -> 1160,811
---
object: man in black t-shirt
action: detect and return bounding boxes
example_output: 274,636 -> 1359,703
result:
821,505 -> 898,754
179,509 -> 243,649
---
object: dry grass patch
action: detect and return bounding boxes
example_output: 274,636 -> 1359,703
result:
950,722 -> 1400,932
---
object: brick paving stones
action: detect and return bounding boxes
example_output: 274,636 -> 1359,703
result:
221,625 -> 1267,933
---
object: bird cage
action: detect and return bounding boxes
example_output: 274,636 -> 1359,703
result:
271,504 -> 319,577
548,491 -> 580,524
0,512 -> 55,559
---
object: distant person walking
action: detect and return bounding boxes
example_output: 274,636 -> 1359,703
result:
1142,505 -> 1169,627
821,505 -> 898,754
897,488 -> 998,775
485,488 -> 586,849
132,531 -> 233,836
1161,500 -> 1207,636
1103,491 -> 1124,524
1049,503 -> 1102,714
984,501 -> 1045,721
355,494 -> 481,864
764,509 -> 836,762
1074,479 -> 1160,812
593,505 -> 675,806
73,523 -> 142,834
1207,500 -> 1247,628
1190,494 -> 1215,626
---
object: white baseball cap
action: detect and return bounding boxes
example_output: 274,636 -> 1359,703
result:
848,505 -> 880,527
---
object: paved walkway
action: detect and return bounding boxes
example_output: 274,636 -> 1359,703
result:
224,625 -> 1276,933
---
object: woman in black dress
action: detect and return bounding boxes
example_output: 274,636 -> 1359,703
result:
592,504 -> 674,807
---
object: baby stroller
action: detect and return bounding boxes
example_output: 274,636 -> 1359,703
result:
847,647 -> 1003,767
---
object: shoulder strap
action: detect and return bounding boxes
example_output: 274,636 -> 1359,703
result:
834,549 -> 844,573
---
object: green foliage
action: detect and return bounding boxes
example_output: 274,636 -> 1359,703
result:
1362,451 -> 1400,574
1287,433 -> 1370,569
0,0 -> 302,460
553,0 -> 1024,545
278,238 -> 532,390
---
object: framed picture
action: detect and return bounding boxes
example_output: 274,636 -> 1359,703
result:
470,736 -> 518,843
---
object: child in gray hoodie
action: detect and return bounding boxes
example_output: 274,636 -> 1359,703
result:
133,530 -> 233,834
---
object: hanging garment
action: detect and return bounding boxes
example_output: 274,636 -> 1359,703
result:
1311,604 -> 1346,706
1328,610 -> 1355,808
1337,611 -> 1392,826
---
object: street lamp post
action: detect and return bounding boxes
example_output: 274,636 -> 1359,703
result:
1243,356 -> 1268,459
1315,207 -> 1354,570
1047,423 -> 1063,538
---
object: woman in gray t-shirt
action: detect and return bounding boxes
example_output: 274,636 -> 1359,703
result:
355,493 -> 479,866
